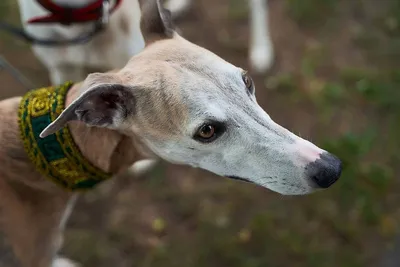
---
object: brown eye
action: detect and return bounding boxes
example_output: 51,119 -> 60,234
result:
194,122 -> 226,143
198,124 -> 215,139
242,72 -> 253,92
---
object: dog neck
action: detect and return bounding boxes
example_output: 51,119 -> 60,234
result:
65,83 -> 150,175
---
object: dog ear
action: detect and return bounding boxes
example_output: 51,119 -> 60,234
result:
140,0 -> 175,44
40,73 -> 136,138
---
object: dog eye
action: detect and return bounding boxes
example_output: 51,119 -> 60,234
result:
194,123 -> 225,143
242,71 -> 254,92
197,124 -> 215,139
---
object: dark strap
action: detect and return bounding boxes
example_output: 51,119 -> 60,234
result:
0,20 -> 105,46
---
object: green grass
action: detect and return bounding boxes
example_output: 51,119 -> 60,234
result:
0,0 -> 11,18
285,0 -> 338,26
381,0 -> 400,36
228,0 -> 249,21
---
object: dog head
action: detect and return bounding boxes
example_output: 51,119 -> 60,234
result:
41,0 -> 341,195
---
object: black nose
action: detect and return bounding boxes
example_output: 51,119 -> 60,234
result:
306,152 -> 342,188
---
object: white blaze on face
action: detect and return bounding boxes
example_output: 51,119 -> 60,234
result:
129,36 -> 341,195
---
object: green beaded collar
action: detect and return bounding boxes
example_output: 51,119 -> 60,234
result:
18,82 -> 112,191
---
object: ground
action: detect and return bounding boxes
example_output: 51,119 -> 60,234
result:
1,0 -> 400,266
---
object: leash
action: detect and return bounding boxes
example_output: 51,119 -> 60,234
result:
0,55 -> 35,91
0,0 -> 122,46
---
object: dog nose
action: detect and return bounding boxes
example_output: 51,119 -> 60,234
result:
306,152 -> 342,188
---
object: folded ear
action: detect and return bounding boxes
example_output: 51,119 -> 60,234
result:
140,0 -> 175,44
40,73 -> 136,138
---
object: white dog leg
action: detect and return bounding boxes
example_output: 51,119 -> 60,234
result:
249,0 -> 274,73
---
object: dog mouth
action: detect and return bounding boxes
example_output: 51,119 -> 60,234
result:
226,176 -> 253,184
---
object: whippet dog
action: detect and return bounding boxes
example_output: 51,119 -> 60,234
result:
0,0 -> 341,266
15,0 -> 273,86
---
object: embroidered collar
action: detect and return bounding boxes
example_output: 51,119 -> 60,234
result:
18,82 -> 112,191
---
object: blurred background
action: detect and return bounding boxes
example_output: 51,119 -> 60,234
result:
1,0 -> 400,266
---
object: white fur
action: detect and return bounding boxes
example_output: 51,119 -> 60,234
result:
119,37 -> 334,195
16,0 -> 145,85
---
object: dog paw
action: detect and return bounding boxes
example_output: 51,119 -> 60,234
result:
52,257 -> 81,267
249,45 -> 274,73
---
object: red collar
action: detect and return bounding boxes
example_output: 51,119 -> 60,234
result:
28,0 -> 122,25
